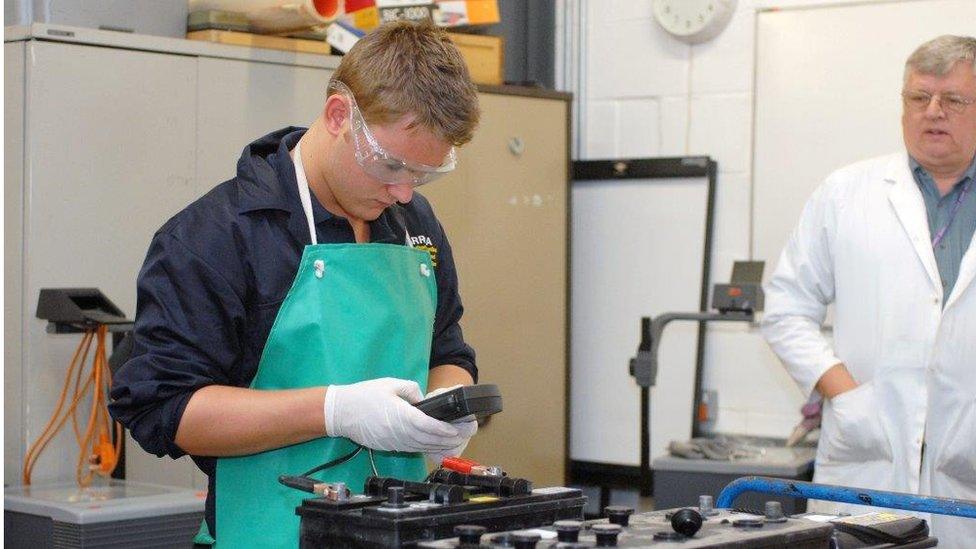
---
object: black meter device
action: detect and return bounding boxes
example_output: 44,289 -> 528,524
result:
413,384 -> 502,422
711,261 -> 765,313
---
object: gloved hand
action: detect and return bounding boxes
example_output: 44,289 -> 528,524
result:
324,378 -> 468,453
422,385 -> 479,466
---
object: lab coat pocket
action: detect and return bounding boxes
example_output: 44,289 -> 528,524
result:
935,397 -> 976,483
820,382 -> 893,463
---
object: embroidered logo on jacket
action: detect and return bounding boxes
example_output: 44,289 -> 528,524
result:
409,235 -> 438,268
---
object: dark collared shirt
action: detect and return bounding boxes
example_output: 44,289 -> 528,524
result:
109,128 -> 476,534
910,155 -> 976,301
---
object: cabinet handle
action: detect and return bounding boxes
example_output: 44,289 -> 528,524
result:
508,137 -> 525,157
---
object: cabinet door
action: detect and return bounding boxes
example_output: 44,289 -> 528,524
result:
24,41 -> 199,486
421,93 -> 570,486
195,57 -> 333,193
5,41 -> 27,485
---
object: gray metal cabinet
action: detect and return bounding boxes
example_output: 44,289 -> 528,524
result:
195,56 -> 332,189
7,38 -> 200,486
5,40 -> 27,481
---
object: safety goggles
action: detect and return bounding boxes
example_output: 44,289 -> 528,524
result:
329,80 -> 457,187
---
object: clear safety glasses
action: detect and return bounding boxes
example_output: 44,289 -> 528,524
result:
328,80 -> 457,187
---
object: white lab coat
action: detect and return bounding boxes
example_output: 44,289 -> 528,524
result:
762,152 -> 976,548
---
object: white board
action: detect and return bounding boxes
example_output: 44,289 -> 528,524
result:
571,173 -> 710,466
752,0 -> 976,265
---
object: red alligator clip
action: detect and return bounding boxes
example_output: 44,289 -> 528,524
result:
441,457 -> 502,476
441,456 -> 480,474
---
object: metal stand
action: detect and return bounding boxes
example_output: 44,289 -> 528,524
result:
629,311 -> 754,496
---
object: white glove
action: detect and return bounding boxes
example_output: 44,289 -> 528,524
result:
324,378 -> 468,453
421,386 -> 480,466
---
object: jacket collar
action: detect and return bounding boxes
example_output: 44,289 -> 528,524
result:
236,127 -> 335,225
884,152 -> 943,295
234,127 -> 405,246
885,152 -> 976,310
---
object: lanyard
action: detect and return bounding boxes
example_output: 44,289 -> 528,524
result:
931,177 -> 974,249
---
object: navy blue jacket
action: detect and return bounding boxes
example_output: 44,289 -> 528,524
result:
109,128 -> 476,533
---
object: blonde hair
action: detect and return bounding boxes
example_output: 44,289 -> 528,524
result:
904,35 -> 976,83
330,20 -> 480,146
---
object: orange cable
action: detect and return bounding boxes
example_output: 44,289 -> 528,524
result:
23,370 -> 97,484
24,351 -> 96,484
79,326 -> 122,484
100,339 -> 124,471
24,324 -> 124,486
70,331 -> 95,446
22,331 -> 94,485
92,327 -> 115,478
77,326 -> 106,486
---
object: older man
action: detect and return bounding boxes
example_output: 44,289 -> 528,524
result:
763,35 -> 976,547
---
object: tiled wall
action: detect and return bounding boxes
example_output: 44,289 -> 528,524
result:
571,0 -> 888,437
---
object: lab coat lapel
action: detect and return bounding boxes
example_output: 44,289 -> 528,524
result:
885,154 -> 942,295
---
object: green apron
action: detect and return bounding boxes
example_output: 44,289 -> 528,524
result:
200,142 -> 436,547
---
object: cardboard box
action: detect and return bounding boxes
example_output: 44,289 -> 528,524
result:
434,0 -> 500,27
187,29 -> 331,54
333,0 -> 504,85
345,0 -> 499,31
447,32 -> 503,86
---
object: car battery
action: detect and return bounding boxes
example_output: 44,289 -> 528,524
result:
297,481 -> 585,548
419,506 -> 937,548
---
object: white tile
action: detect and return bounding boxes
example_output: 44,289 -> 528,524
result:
688,93 -> 752,173
659,96 -> 689,156
585,0 -> 607,25
586,18 -> 690,99
690,4 -> 756,94
609,0 -> 655,22
754,0 -> 855,8
583,100 -> 618,159
587,0 -> 655,25
616,98 -> 661,158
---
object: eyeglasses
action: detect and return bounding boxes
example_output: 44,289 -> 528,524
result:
902,90 -> 975,115
328,80 -> 456,187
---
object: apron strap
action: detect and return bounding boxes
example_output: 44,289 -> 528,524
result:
293,141 -> 319,246
292,139 -> 414,248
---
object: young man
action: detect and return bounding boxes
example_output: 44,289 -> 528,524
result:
110,21 -> 481,547
763,35 -> 976,547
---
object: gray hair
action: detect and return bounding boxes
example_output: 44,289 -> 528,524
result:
904,35 -> 976,83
